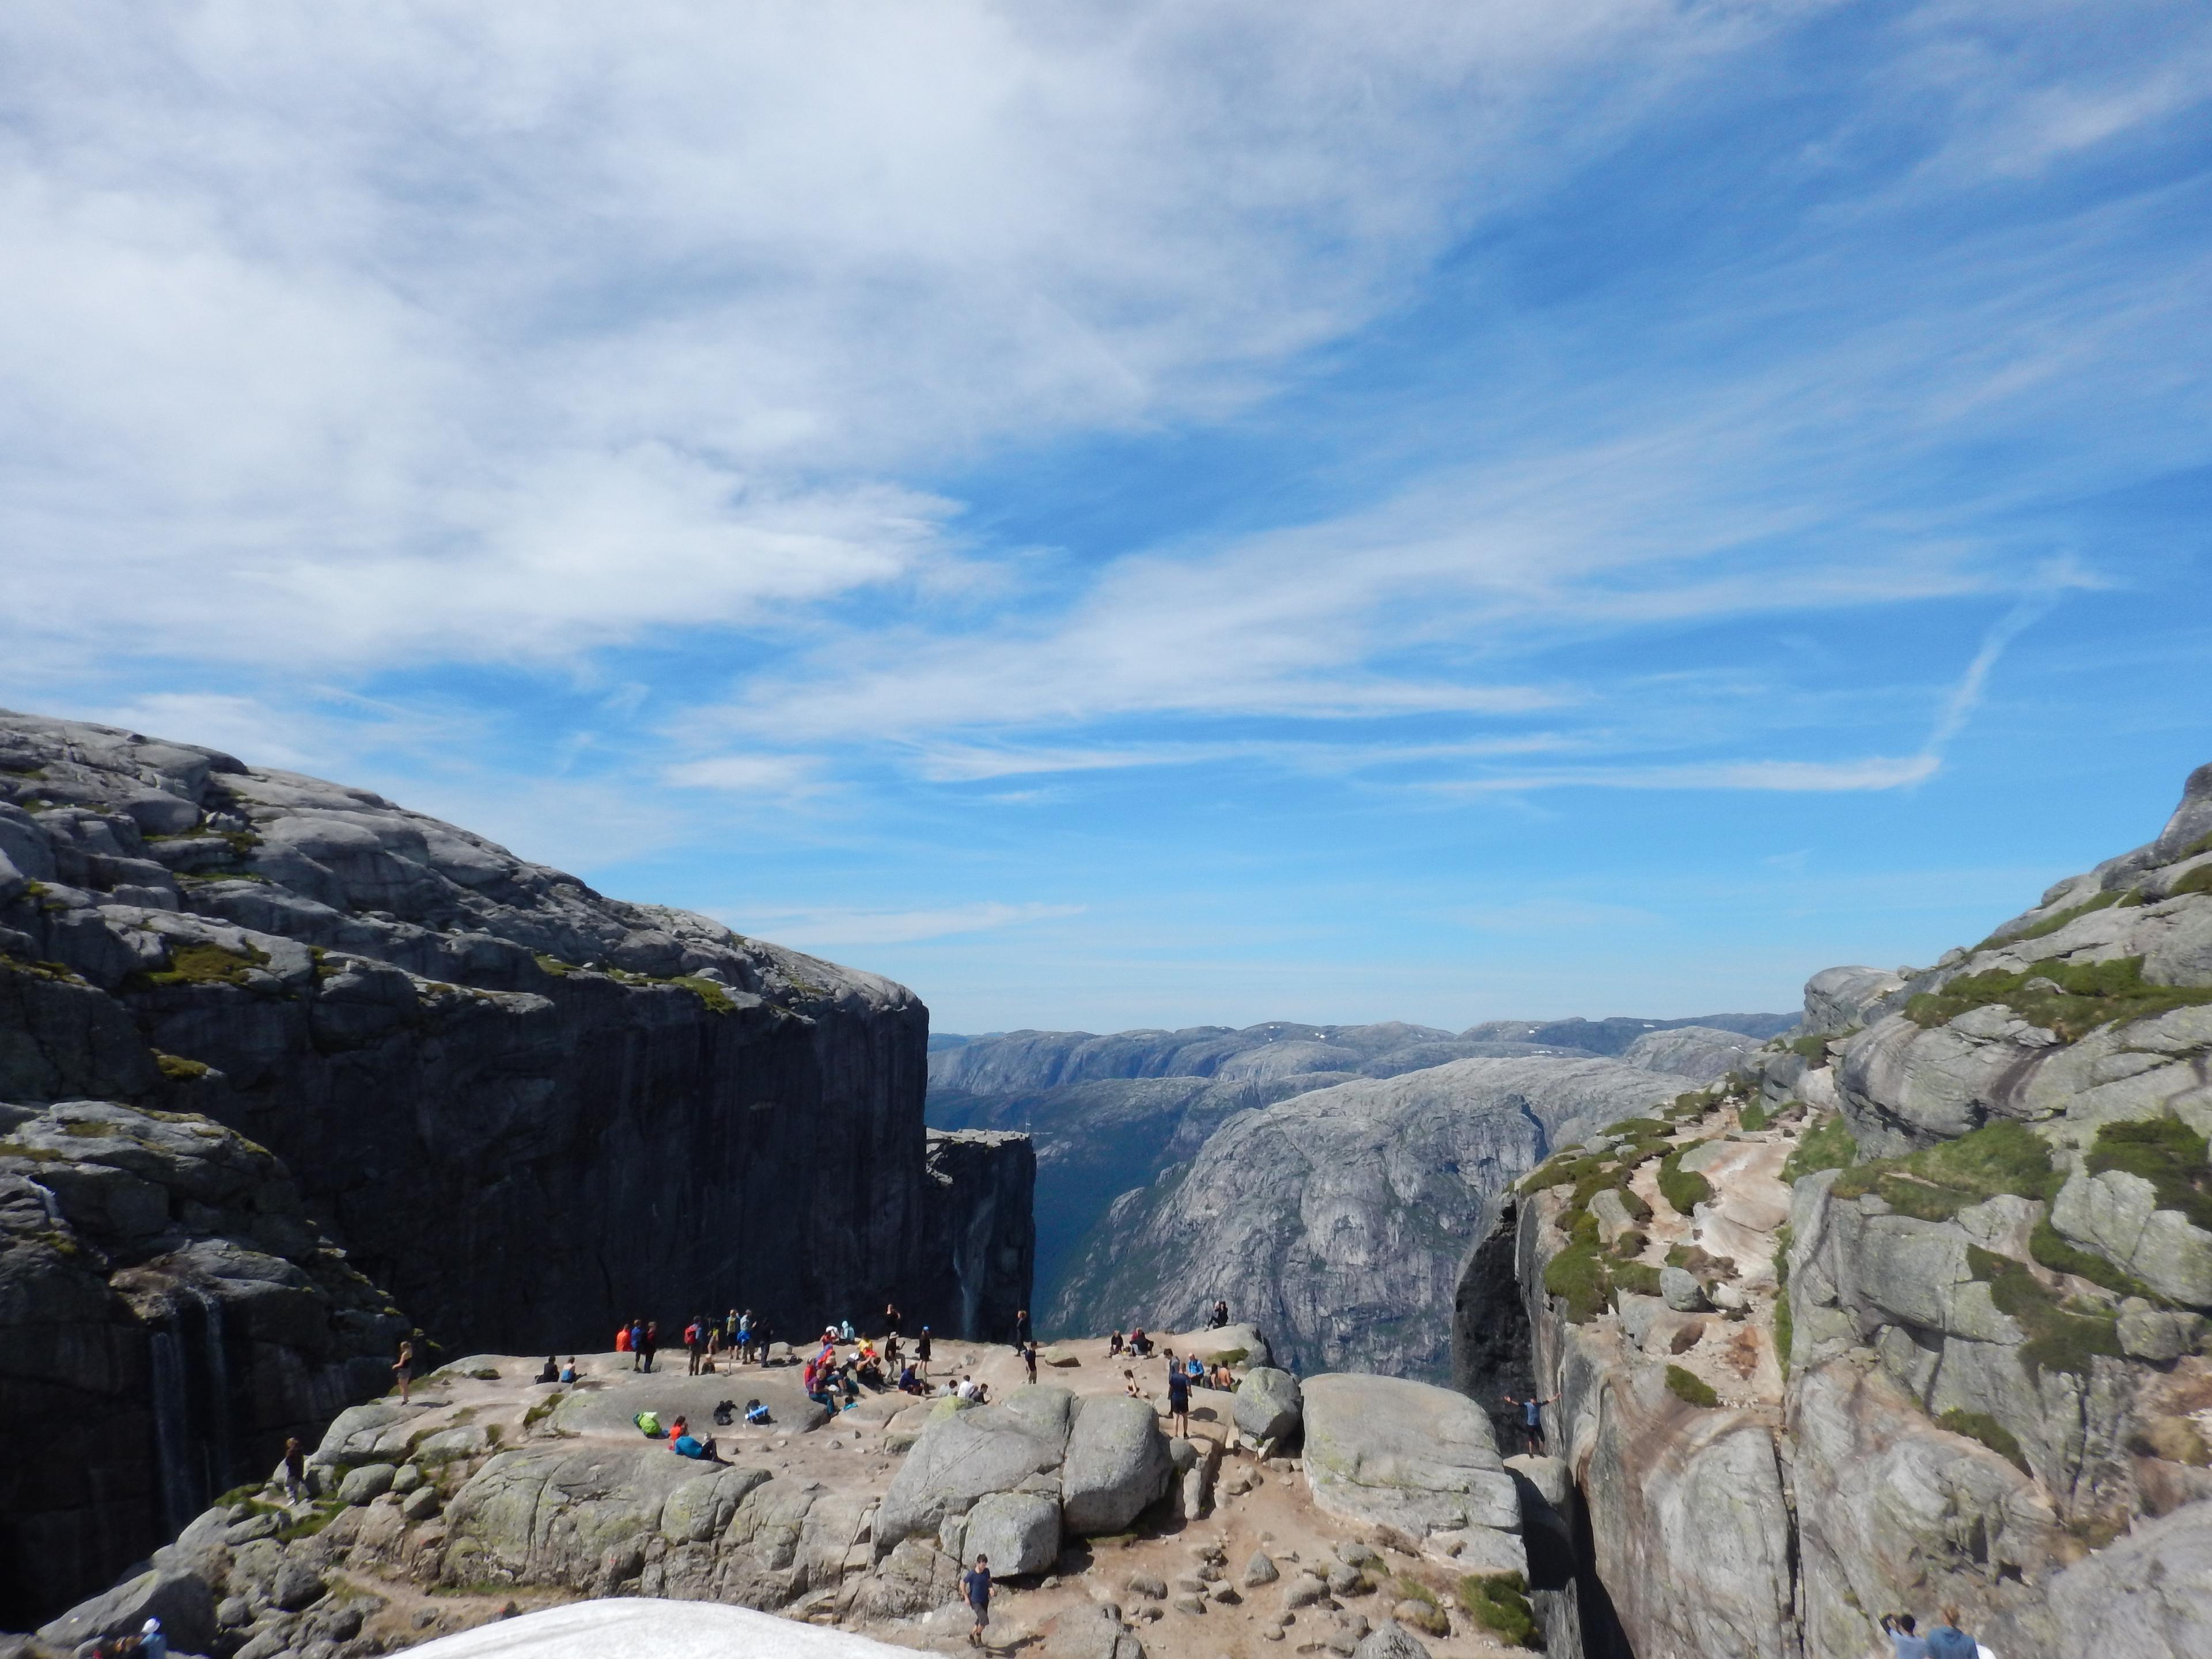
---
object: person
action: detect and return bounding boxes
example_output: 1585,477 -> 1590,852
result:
1209,1300 -> 1229,1329
736,1309 -> 752,1361
1023,1342 -> 1039,1385
884,1301 -> 903,1337
560,1357 -> 578,1384
640,1320 -> 660,1373
956,1373 -> 980,1400
281,1437 -> 307,1503
138,1620 -> 166,1659
1130,1327 -> 1152,1357
963,1553 -> 992,1647
669,1416 -> 728,1463
839,1317 -> 857,1343
634,1410 -> 665,1438
1013,1308 -> 1031,1350
536,1355 -> 559,1384
1123,1368 -> 1142,1397
393,1338 -> 415,1404
1166,1356 -> 1190,1435
752,1317 -> 771,1365
1185,1353 -> 1205,1389
615,1323 -> 632,1354
1923,1608 -> 1975,1659
628,1319 -> 646,1369
685,1317 -> 703,1376
1503,1391 -> 1557,1456
1882,1613 -> 1929,1659
916,1325 -> 933,1377
899,1362 -> 922,1394
1211,1361 -> 1234,1390
886,1333 -> 902,1370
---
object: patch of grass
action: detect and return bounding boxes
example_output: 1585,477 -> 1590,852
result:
1832,1120 -> 2055,1212
154,1052 -> 210,1082
2029,1219 -> 2155,1300
1457,1573 -> 1537,1648
2086,1117 -> 2212,1230
1612,1260 -> 1663,1297
1543,1241 -> 1611,1324
1602,1117 -> 1669,1139
1738,1101 -> 1771,1132
1665,1365 -> 1719,1407
1783,1032 -> 1834,1062
2173,863 -> 2212,900
532,953 -> 572,978
1966,1245 -> 2124,1377
1783,1113 -> 1858,1185
1520,1154 -> 1605,1196
521,1391 -> 566,1432
1773,1285 -> 1792,1377
1905,956 -> 2212,1043
1609,1229 -> 1649,1260
277,1501 -> 344,1542
135,940 -> 270,989
1,952 -> 85,983
1657,1147 -> 1713,1215
1938,1408 -> 2030,1474
669,975 -> 736,1015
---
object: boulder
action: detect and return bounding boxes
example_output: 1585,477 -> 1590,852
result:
1300,1373 -> 1520,1539
875,1402 -> 1066,1554
402,1484 -> 442,1522
36,1569 -> 217,1656
338,1463 -> 398,1505
1046,1604 -> 1146,1659
2035,1496 -> 2212,1659
2050,1169 -> 2212,1308
1244,1551 -> 1280,1587
1060,1395 -> 1173,1535
1234,1368 -> 1304,1443
1168,1323 -> 1274,1369
963,1492 -> 1061,1577
271,1559 -> 325,1612
1660,1267 -> 1711,1313
1351,1620 -> 1431,1659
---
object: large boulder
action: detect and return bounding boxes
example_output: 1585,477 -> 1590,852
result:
962,1491 -> 1061,1577
874,1402 -> 1067,1555
1060,1395 -> 1173,1535
1168,1323 -> 1273,1368
36,1569 -> 217,1656
1232,1367 -> 1304,1442
2031,1497 -> 2212,1659
1300,1373 -> 1520,1540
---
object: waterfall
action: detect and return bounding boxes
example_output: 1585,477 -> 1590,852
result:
145,1287 -> 243,1537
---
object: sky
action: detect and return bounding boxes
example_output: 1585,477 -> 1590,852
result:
3,0 -> 2209,1033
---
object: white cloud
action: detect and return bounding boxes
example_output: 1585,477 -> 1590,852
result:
662,753 -> 828,796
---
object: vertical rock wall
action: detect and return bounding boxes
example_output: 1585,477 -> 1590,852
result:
918,1128 -> 1036,1340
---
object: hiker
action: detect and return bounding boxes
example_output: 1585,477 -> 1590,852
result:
839,1317 -> 857,1343
615,1322 -> 632,1354
885,1333 -> 902,1370
137,1620 -> 166,1659
1023,1342 -> 1039,1385
899,1362 -> 922,1394
282,1437 -> 307,1503
1211,1360 -> 1234,1390
1882,1614 -> 1929,1659
688,1317 -> 709,1375
640,1320 -> 660,1373
628,1319 -> 646,1369
669,1417 -> 728,1463
884,1301 -> 903,1336
1130,1327 -> 1152,1357
634,1410 -> 665,1438
560,1357 -> 578,1383
1922,1608 -> 1976,1659
393,1337 -> 415,1404
1012,1308 -> 1031,1350
1109,1329 -> 1124,1357
1503,1391 -> 1558,1455
916,1325 -> 933,1377
1123,1368 -> 1142,1397
956,1373 -> 980,1401
736,1309 -> 752,1360
1209,1300 -> 1229,1329
963,1553 -> 993,1647
536,1355 -> 559,1384
1166,1355 -> 1190,1435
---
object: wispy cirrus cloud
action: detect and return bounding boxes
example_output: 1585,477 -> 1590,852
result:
730,902 -> 1085,949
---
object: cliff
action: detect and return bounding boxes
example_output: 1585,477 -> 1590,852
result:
0,709 -> 1033,1619
1453,761 -> 2212,1659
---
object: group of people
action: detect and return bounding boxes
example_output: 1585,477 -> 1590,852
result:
86,1620 -> 166,1659
615,1311 -> 786,1372
1883,1610 -> 1986,1659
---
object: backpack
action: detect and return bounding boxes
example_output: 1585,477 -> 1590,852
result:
634,1411 -> 662,1438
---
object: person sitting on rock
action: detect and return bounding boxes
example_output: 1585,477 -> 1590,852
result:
535,1355 -> 559,1384
1123,1368 -> 1142,1397
1109,1329 -> 1125,1357
560,1357 -> 579,1384
1211,1361 -> 1234,1390
899,1363 -> 923,1394
1209,1300 -> 1230,1329
1130,1327 -> 1153,1357
668,1416 -> 728,1463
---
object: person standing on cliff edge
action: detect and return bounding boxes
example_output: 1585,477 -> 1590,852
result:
1502,1390 -> 1556,1455
393,1337 -> 415,1404
1012,1307 -> 1031,1350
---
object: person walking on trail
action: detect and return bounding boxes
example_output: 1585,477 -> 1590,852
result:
1023,1342 -> 1039,1385
1923,1608 -> 1976,1659
963,1554 -> 993,1647
393,1338 -> 415,1404
282,1437 -> 307,1503
1503,1391 -> 1556,1455
1166,1357 -> 1190,1435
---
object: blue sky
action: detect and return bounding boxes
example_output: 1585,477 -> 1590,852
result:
3,1 -> 2208,1031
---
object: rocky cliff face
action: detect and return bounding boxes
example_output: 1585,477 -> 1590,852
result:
1,1099 -> 405,1626
0,709 -> 1033,1619
1454,761 -> 2212,1659
920,1129 -> 1036,1343
1054,1056 -> 1686,1380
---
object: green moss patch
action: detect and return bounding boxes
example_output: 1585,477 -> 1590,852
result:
1966,1244 -> 2124,1377
1832,1120 -> 2054,1211
1985,889 -> 2122,948
1773,1285 -> 1793,1377
1612,1260 -> 1662,1297
154,1052 -> 210,1082
1457,1573 -> 1537,1648
1543,1242 -> 1611,1323
1783,1113 -> 1858,1185
669,975 -> 736,1015
1603,1117 -> 1669,1139
137,940 -> 270,989
1738,1101 -> 1771,1132
2172,863 -> 2212,899
2086,1117 -> 2212,1230
1665,1365 -> 1719,1407
2029,1218 -> 2154,1300
1906,956 -> 2212,1042
1657,1147 -> 1713,1215
1938,1408 -> 2031,1473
